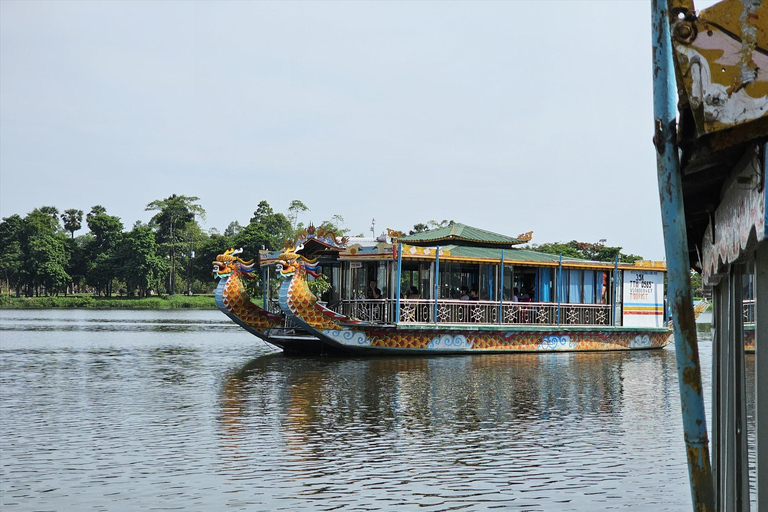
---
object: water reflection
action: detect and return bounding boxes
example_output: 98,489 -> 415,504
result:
218,350 -> 689,510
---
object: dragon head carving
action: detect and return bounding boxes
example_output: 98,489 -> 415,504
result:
213,248 -> 257,280
276,242 -> 322,279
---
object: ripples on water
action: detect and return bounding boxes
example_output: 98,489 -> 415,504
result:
0,310 -> 755,511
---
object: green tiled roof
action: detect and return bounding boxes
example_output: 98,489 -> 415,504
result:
400,222 -> 525,248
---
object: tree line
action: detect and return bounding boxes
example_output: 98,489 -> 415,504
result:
0,196 -> 647,298
0,196 -> 347,298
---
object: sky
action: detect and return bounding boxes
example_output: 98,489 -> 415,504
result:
0,1 -> 719,260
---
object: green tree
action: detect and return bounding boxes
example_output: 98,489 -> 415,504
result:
38,206 -> 61,231
61,209 -> 84,238
530,240 -> 643,263
85,206 -> 124,296
0,215 -> 24,296
287,199 -> 309,234
223,221 -> 242,238
146,194 -> 206,294
319,214 -> 349,236
235,200 -> 292,253
409,223 -> 429,235
118,225 -> 168,297
20,209 -> 71,296
192,231 -> 235,289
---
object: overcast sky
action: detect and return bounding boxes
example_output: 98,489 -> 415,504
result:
0,1 -> 719,260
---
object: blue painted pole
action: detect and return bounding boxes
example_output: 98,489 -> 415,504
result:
499,250 -> 504,324
434,246 -> 440,324
396,243 -> 402,324
613,256 -> 618,326
652,1 -> 714,509
557,254 -> 562,326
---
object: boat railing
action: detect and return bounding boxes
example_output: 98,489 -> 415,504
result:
333,299 -> 611,327
267,299 -> 300,328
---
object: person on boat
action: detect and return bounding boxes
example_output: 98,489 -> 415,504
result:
469,287 -> 479,300
520,289 -> 532,302
367,280 -> 381,299
512,287 -> 520,302
460,286 -> 470,300
407,286 -> 420,299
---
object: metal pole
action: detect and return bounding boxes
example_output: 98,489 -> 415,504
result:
613,256 -> 618,326
396,243 -> 402,324
756,240 -> 768,512
652,1 -> 714,508
557,254 -> 562,327
499,250 -> 504,324
434,246 -> 440,324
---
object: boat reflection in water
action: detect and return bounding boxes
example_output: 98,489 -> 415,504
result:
216,349 -> 719,510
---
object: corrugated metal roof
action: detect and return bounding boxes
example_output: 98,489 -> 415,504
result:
400,222 -> 524,248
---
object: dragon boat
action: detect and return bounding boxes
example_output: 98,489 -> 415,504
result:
248,223 -> 675,355
212,248 -> 329,354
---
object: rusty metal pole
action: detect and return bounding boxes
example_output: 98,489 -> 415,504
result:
651,1 -> 715,509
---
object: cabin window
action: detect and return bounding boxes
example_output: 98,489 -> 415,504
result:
320,263 -> 340,302
347,262 -> 385,299
437,262 -> 482,299
556,269 -> 609,304
399,262 -> 427,298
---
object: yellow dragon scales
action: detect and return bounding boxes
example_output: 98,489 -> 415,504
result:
212,248 -> 283,335
276,241 -> 352,331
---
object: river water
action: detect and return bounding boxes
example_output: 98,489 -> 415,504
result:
0,310 -> 755,511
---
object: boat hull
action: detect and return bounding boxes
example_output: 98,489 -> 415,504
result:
301,323 -> 671,355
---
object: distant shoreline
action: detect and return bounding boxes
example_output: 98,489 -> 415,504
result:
0,295 -> 217,310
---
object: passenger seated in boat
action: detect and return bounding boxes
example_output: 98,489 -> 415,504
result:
512,287 -> 520,302
460,286 -> 470,300
367,280 -> 381,299
406,286 -> 420,299
520,289 -> 532,302
469,287 -> 479,300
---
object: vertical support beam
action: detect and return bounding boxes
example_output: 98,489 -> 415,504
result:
396,243 -> 402,324
651,0 -> 714,509
613,256 -> 619,326
434,246 -> 440,325
499,250 -> 504,325
756,242 -> 768,512
557,254 -> 562,327
712,280 -> 724,511
722,265 -> 749,511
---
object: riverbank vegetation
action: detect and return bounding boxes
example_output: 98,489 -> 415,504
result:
0,294 -> 217,309
1,196 -> 348,301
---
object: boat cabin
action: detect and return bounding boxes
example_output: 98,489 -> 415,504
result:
260,222 -> 667,330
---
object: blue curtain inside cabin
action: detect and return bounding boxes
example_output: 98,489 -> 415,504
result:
558,267 -> 567,303
539,268 -> 552,302
583,270 -> 595,304
569,270 -> 583,303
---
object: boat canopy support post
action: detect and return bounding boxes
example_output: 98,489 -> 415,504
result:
612,256 -> 618,326
499,250 -> 504,324
434,246 -> 440,325
396,243 -> 402,324
557,254 -> 562,327
652,0 -> 714,509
